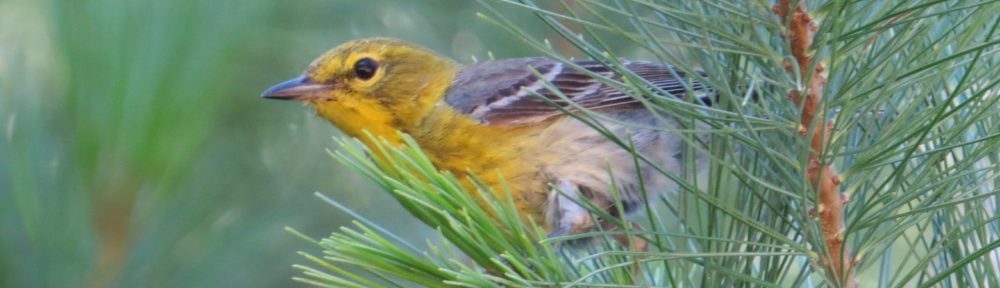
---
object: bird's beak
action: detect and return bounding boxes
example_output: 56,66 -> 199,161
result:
261,75 -> 335,100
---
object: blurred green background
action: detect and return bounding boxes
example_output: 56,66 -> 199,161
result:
0,0 -> 559,287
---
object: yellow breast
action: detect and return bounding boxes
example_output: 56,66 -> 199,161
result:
407,104 -> 553,221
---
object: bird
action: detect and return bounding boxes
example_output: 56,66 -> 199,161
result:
262,38 -> 712,249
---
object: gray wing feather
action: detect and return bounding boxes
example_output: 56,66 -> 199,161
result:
444,57 -> 710,125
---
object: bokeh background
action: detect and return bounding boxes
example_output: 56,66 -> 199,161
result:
0,0 -> 570,287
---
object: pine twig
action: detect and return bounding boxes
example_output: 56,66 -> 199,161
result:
773,1 -> 857,287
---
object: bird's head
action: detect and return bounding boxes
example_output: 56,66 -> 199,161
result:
263,38 -> 458,140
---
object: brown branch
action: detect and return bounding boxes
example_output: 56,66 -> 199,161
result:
774,1 -> 857,287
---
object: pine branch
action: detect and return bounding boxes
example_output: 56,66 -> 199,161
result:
773,1 -> 855,287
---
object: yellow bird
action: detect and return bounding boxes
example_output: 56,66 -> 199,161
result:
263,38 -> 710,248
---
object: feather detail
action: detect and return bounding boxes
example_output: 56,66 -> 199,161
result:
444,58 -> 711,125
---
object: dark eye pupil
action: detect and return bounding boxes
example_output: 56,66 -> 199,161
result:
353,58 -> 378,80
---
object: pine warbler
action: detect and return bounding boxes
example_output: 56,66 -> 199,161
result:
263,38 -> 710,248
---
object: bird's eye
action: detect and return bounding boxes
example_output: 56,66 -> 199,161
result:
353,58 -> 378,80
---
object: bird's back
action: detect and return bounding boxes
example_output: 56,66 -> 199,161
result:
444,57 -> 712,126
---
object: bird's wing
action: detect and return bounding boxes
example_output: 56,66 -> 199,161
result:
443,57 -> 713,126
